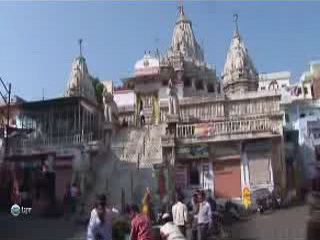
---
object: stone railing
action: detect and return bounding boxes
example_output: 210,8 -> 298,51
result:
176,118 -> 281,139
158,92 -> 281,123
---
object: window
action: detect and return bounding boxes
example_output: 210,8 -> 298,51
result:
189,165 -> 200,185
304,87 -> 308,95
285,114 -> 290,123
207,83 -> 214,93
282,84 -> 287,88
184,77 -> 191,87
195,80 -> 204,90
300,113 -> 306,118
217,83 -> 221,94
261,86 -> 266,90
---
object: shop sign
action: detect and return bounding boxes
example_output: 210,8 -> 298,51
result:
194,123 -> 215,138
177,144 -> 209,159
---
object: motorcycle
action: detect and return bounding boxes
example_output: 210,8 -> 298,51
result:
254,188 -> 273,214
209,203 -> 232,239
254,188 -> 282,214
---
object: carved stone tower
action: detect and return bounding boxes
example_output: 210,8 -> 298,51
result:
222,15 -> 259,96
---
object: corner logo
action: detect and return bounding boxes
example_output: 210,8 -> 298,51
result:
11,204 -> 21,217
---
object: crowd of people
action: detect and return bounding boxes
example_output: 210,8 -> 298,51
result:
85,188 -> 216,240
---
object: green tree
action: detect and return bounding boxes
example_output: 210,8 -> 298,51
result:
90,76 -> 105,104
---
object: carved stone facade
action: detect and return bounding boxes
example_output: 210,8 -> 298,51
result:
115,7 -> 286,204
222,28 -> 259,95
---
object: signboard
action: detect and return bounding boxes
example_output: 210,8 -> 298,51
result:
242,186 -> 251,209
176,144 -> 209,159
194,123 -> 215,138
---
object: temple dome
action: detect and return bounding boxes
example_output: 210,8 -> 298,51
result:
65,55 -> 97,103
222,27 -> 258,95
167,5 -> 204,63
134,53 -> 160,76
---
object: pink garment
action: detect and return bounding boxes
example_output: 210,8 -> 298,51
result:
130,213 -> 154,240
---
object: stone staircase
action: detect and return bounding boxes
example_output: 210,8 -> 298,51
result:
141,124 -> 165,167
81,125 -> 165,210
111,128 -> 146,163
144,107 -> 153,125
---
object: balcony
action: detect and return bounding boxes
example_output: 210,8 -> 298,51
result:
9,133 -> 94,155
175,118 -> 282,143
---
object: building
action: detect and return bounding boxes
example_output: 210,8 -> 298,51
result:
112,7 -> 285,206
301,61 -> 320,99
0,48 -> 107,212
259,71 -> 290,93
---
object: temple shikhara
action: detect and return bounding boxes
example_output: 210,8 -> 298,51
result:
0,5 -> 294,213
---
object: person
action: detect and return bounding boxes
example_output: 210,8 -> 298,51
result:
129,204 -> 154,240
172,194 -> 188,236
70,183 -> 79,215
190,193 -> 199,240
160,213 -> 186,240
142,187 -> 153,221
87,194 -> 118,240
140,109 -> 145,126
197,190 -> 212,240
207,192 -> 217,213
63,183 -> 72,220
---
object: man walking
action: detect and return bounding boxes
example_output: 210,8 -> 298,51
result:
130,204 -> 154,240
87,194 -> 118,240
197,191 -> 212,240
172,193 -> 188,236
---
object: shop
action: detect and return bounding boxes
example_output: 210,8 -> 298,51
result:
175,144 -> 213,199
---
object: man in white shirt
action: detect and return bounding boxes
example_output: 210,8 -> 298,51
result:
197,191 -> 212,240
160,213 -> 186,240
87,194 -> 119,240
172,194 -> 188,236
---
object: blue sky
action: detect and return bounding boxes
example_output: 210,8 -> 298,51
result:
0,1 -> 319,101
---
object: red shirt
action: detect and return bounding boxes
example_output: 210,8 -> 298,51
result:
130,213 -> 154,240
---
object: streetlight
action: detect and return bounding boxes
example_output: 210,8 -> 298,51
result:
0,77 -> 12,157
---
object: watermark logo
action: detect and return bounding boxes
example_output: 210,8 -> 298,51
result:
11,204 -> 20,217
10,204 -> 31,217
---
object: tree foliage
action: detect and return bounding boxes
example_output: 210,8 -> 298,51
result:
90,75 -> 105,105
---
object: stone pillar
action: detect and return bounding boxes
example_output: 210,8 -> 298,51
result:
103,123 -> 113,149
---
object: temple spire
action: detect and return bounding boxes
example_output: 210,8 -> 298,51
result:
178,0 -> 184,15
79,39 -> 83,57
233,13 -> 239,33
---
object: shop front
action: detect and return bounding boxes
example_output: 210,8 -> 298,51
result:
211,142 -> 242,199
4,153 -> 57,214
175,144 -> 213,200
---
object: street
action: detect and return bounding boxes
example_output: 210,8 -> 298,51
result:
229,205 -> 308,240
0,204 -> 309,240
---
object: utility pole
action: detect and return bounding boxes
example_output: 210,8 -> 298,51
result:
0,77 -> 12,158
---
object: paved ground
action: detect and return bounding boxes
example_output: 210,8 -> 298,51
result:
0,212 -> 85,240
229,205 -> 309,240
0,205 -> 309,240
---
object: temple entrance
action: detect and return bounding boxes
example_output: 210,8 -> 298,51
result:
136,92 -> 159,125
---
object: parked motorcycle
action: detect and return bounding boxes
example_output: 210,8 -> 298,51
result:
254,188 -> 273,214
254,188 -> 282,214
210,204 -> 228,239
